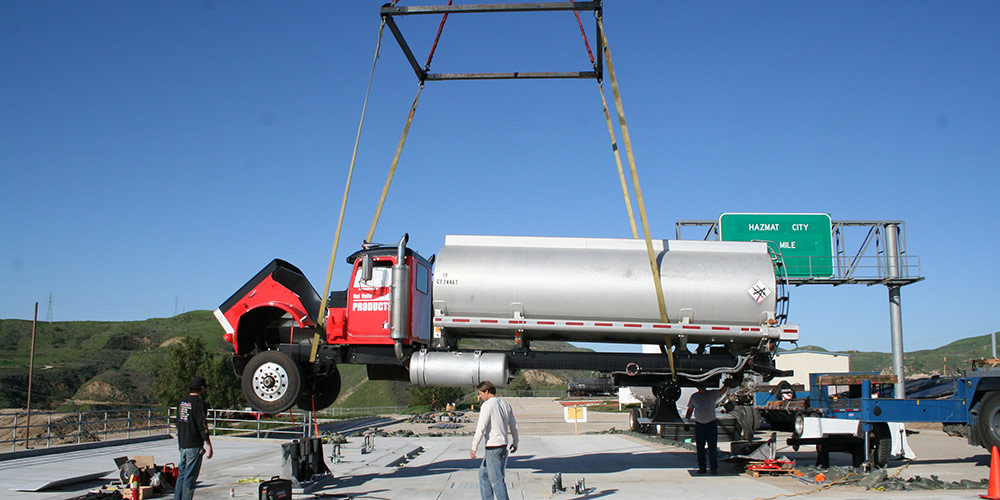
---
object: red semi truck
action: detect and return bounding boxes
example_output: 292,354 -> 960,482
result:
215,234 -> 799,416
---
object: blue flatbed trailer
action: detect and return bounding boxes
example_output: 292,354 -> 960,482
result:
782,370 -> 1000,467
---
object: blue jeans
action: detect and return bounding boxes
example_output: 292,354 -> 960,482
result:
479,446 -> 509,500
174,447 -> 204,500
694,421 -> 718,472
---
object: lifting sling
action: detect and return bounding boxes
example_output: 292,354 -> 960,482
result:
312,19 -> 388,363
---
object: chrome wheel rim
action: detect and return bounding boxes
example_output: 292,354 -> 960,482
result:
252,362 -> 289,402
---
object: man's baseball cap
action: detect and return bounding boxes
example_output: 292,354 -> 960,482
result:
190,376 -> 208,390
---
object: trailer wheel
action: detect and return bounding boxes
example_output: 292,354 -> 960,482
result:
629,408 -> 641,432
297,367 -> 342,411
871,424 -> 892,468
242,350 -> 301,413
978,392 -> 1000,451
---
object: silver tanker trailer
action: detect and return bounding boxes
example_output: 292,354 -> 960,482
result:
216,234 -> 800,417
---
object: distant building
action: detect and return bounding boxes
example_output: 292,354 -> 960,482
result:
771,351 -> 851,389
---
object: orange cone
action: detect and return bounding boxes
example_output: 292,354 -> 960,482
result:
982,445 -> 1000,499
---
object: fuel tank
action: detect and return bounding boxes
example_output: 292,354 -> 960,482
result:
432,235 -> 778,329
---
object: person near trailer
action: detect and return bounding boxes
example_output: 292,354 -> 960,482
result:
175,376 -> 213,500
470,381 -> 519,500
684,379 -> 731,474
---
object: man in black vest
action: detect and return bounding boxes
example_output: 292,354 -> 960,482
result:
175,376 -> 213,500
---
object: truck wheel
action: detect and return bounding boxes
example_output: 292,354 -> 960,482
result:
242,350 -> 302,413
629,408 -> 641,432
871,426 -> 892,468
297,367 -> 342,411
732,407 -> 753,441
978,393 -> 1000,451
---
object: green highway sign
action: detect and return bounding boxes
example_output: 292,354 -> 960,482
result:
719,213 -> 834,278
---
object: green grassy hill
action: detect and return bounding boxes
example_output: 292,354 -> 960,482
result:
791,332 -> 1000,376
0,311 -> 228,409
0,311 -> 588,410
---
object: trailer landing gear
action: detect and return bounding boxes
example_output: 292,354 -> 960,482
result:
649,380 -> 683,423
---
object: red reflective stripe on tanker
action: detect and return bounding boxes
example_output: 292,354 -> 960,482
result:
434,317 -> 443,322
653,324 -> 671,329
783,328 -> 798,333
509,320 -> 525,324
567,322 -> 584,326
712,326 -> 729,331
624,323 -> 641,328
595,322 -> 613,327
454,318 -> 470,323
480,319 -> 498,323
682,325 -> 700,330
537,321 -> 555,325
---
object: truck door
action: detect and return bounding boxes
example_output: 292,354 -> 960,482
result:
346,261 -> 394,343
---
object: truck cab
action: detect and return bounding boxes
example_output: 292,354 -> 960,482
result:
326,243 -> 433,346
214,236 -> 433,413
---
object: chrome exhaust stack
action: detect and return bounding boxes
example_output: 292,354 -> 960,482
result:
391,234 -> 410,360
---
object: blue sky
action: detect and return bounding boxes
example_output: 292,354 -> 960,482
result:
2,2 -> 998,354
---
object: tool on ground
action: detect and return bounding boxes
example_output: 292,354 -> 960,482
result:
280,437 -> 330,485
259,475 -> 293,500
551,472 -> 564,494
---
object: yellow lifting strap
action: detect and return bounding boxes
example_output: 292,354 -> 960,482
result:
665,336 -> 677,381
597,16 -> 670,325
596,81 -> 639,239
366,83 -> 424,243
312,20 -> 387,363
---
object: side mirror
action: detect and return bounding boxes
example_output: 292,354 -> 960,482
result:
361,254 -> 373,282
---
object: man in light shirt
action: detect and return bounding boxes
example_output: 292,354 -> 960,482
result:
471,381 -> 519,500
684,379 -> 731,474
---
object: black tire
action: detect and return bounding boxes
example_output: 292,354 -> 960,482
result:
297,367 -> 342,411
629,407 -> 641,432
242,350 -> 302,413
873,433 -> 892,468
856,424 -> 891,468
978,392 -> 1000,452
732,407 -> 753,441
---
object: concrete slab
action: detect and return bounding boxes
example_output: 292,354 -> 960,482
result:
0,400 -> 991,500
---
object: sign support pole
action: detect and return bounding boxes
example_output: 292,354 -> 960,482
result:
886,224 -> 906,399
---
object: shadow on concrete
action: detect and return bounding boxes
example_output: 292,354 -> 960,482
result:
572,488 -> 619,499
900,455 -> 990,467
312,488 -> 390,499
339,450 -> 698,478
685,469 -> 740,477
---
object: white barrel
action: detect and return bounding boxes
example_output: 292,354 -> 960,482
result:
433,235 -> 777,327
